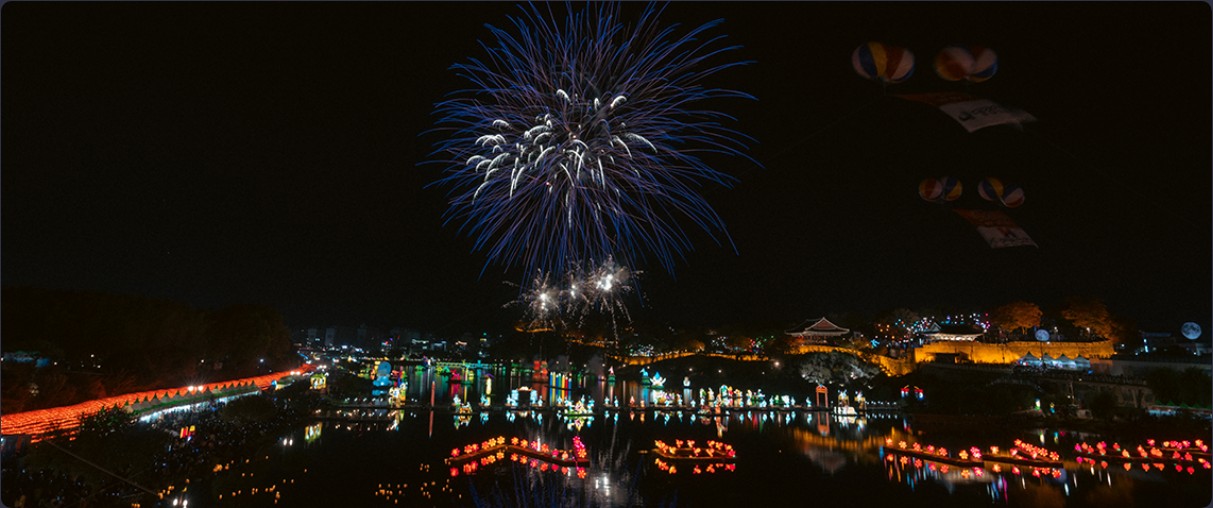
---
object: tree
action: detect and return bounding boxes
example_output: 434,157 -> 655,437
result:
1061,297 -> 1130,342
766,335 -> 806,355
796,352 -> 880,385
1087,390 -> 1120,419
724,335 -> 753,353
991,301 -> 1043,336
1144,367 -> 1212,407
219,394 -> 277,423
870,308 -> 920,343
78,405 -> 135,438
0,288 -> 298,411
675,337 -> 706,353
205,305 -> 292,373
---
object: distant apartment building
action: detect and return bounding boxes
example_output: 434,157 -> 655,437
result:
357,324 -> 385,349
1140,331 -> 1209,356
325,325 -> 357,348
290,328 -> 309,346
289,324 -> 436,351
306,327 -> 323,347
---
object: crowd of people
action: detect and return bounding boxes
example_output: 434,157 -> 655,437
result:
2,467 -> 94,508
1011,365 -> 1146,386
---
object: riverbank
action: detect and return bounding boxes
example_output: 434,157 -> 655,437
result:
0,381 -> 322,507
611,354 -> 1212,439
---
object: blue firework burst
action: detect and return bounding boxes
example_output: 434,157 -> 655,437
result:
428,2 -> 755,284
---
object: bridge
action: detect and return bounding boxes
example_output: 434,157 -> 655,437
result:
0,367 -> 310,441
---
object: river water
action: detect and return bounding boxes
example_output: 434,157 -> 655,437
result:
179,366 -> 1210,507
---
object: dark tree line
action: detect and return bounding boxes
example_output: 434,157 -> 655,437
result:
1143,367 -> 1212,408
1,287 -> 294,413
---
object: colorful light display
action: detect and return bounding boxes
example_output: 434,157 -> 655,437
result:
1074,439 -> 1212,469
652,439 -> 736,474
446,435 -> 589,477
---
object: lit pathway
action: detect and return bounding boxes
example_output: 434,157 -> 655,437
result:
1,367 -> 308,441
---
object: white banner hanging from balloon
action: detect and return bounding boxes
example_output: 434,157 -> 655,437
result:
954,209 -> 1038,248
899,92 -> 1036,132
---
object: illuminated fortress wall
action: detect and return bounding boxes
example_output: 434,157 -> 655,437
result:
912,340 -> 1115,365
608,341 -> 1113,376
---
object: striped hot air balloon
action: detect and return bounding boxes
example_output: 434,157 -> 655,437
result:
852,42 -> 915,84
920,177 -> 962,203
934,45 -> 998,83
978,177 -> 1004,202
940,176 -> 963,201
1000,184 -> 1025,208
919,178 -> 944,202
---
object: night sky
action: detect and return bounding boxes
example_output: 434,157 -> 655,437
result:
3,2 -> 1210,334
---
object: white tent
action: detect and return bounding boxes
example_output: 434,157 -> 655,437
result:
1056,354 -> 1077,370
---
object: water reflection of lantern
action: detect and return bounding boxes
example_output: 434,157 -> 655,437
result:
305,423 -> 322,444
816,413 -> 831,436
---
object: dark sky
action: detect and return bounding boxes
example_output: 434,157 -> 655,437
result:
3,2 -> 1210,334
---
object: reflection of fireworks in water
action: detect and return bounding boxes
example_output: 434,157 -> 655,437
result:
587,417 -> 643,505
428,2 -> 755,284
464,428 -> 641,507
466,462 -> 574,507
